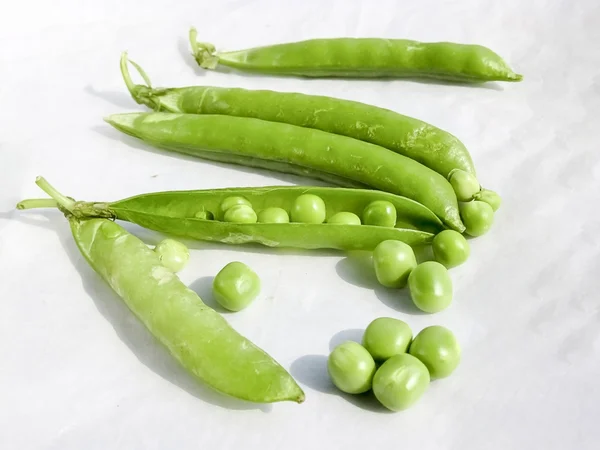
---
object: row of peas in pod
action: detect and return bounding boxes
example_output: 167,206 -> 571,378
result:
328,318 -> 460,411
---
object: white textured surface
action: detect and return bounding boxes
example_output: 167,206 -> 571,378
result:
1,1 -> 599,449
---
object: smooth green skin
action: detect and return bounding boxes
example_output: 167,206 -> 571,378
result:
223,204 -> 258,224
62,186 -> 440,250
362,201 -> 397,228
257,207 -> 290,224
449,169 -> 480,202
474,189 -> 502,211
328,211 -> 361,225
194,209 -> 214,220
432,230 -> 470,268
362,317 -> 412,361
70,218 -> 304,403
106,113 -> 464,232
327,342 -> 376,394
213,262 -> 261,312
190,34 -> 522,82
408,261 -> 453,313
154,238 -> 190,272
372,353 -> 430,411
409,326 -> 461,379
291,194 -> 326,224
372,240 -> 417,288
460,201 -> 494,237
220,196 -> 252,213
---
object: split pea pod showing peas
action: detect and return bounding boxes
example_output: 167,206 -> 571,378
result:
189,28 -> 522,82
105,112 -> 464,232
121,54 -> 490,199
22,186 -> 443,250
17,178 -> 304,404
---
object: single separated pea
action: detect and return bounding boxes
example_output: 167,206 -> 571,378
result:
475,189 -> 502,211
362,200 -> 397,227
328,341 -> 376,394
432,230 -> 470,268
220,196 -> 252,213
409,326 -> 461,379
362,317 -> 412,361
448,169 -> 480,202
372,353 -> 430,411
460,201 -> 494,236
223,204 -> 258,223
372,240 -> 417,288
291,194 -> 326,223
154,238 -> 190,272
408,261 -> 453,313
257,207 -> 290,223
212,261 -> 261,311
328,211 -> 361,225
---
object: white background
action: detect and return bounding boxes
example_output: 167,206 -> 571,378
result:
1,0 -> 599,449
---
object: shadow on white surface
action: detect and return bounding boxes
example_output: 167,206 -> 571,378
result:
84,85 -> 136,109
328,328 -> 364,351
188,275 -> 232,313
12,210 -> 272,412
289,354 -> 391,413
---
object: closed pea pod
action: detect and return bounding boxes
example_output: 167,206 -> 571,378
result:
17,178 -> 304,404
18,186 -> 443,250
105,112 -> 464,231
189,29 -> 522,83
122,54 -> 496,201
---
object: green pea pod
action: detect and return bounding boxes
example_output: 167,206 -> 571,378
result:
19,186 -> 442,250
105,112 -> 465,232
189,29 -> 522,83
17,178 -> 305,404
121,53 -> 476,182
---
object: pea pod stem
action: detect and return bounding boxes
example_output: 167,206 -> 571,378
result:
16,198 -> 58,209
189,27 -> 219,69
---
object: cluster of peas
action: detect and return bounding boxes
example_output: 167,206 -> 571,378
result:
328,318 -> 460,411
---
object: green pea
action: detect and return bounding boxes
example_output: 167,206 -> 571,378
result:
327,211 -> 361,225
460,201 -> 494,236
213,261 -> 261,311
372,353 -> 430,411
362,317 -> 412,361
408,261 -> 453,313
220,196 -> 252,213
409,326 -> 461,379
372,240 -> 417,288
448,169 -> 480,201
475,189 -> 502,211
291,194 -> 326,224
223,204 -> 257,223
362,200 -> 397,227
257,207 -> 290,223
194,209 -> 214,220
154,238 -> 190,272
432,230 -> 470,268
327,341 -> 376,394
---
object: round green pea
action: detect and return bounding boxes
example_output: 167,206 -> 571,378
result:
448,169 -> 480,202
362,317 -> 412,361
220,196 -> 252,213
372,240 -> 417,288
223,204 -> 257,223
372,353 -> 430,411
257,207 -> 290,223
362,200 -> 397,227
212,261 -> 261,311
432,230 -> 470,268
291,194 -> 326,224
475,189 -> 502,211
154,238 -> 190,272
408,261 -> 453,313
328,211 -> 361,225
460,201 -> 494,237
409,326 -> 461,379
327,341 -> 376,394
194,209 -> 214,220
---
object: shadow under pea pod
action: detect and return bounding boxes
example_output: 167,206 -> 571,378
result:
13,210 -> 272,412
289,352 -> 390,414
